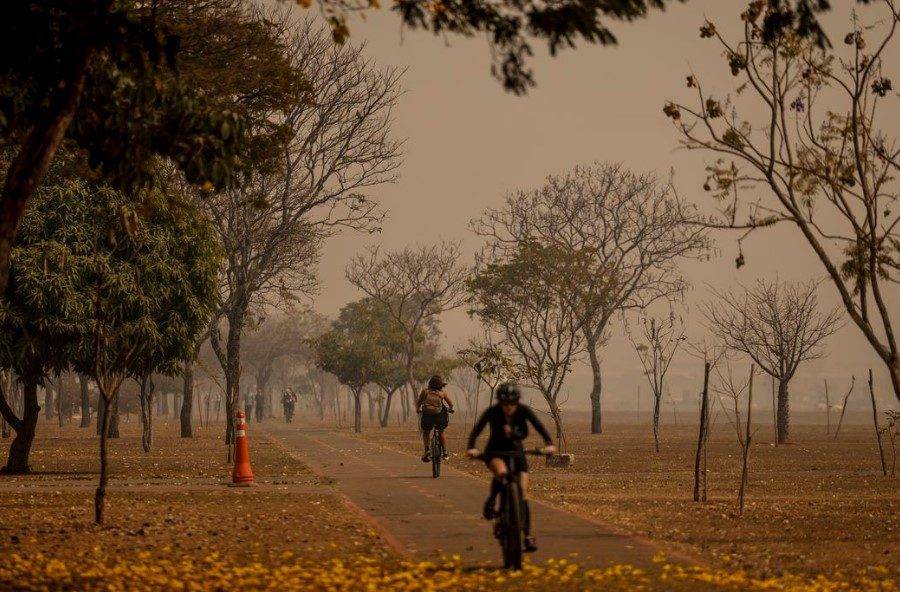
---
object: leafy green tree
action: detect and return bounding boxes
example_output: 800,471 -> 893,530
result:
0,0 -> 302,295
339,298 -> 420,427
314,306 -> 381,433
0,176 -> 218,522
0,188 -> 81,472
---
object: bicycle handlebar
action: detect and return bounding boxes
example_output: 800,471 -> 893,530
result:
468,448 -> 553,460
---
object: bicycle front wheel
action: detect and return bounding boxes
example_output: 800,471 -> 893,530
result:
431,435 -> 441,478
501,484 -> 524,570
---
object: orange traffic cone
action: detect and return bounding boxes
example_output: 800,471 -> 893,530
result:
231,411 -> 254,486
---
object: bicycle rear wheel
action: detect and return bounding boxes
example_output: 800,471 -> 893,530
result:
431,434 -> 441,478
500,483 -> 524,570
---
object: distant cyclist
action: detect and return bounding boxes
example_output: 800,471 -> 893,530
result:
466,382 -> 555,553
417,375 -> 454,462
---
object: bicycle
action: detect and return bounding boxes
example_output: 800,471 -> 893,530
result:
470,448 -> 550,570
426,408 -> 454,478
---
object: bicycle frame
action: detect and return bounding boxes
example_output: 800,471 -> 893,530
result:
430,428 -> 443,478
471,449 -> 547,570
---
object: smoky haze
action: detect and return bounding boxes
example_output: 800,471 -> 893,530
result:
282,0 -> 899,413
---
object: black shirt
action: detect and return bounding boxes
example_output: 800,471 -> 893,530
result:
467,403 -> 553,451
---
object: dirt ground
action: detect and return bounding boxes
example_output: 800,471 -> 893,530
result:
0,414 -> 896,591
358,411 -> 899,582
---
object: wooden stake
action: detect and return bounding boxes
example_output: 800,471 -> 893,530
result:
693,362 -> 711,502
738,365 -> 755,515
868,369 -> 887,476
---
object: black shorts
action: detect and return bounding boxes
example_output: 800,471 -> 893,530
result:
420,410 -> 449,433
482,450 -> 528,473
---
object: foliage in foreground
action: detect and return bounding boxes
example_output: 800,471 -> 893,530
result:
0,552 -> 894,592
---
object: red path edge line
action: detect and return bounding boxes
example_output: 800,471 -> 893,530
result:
260,432 -> 411,558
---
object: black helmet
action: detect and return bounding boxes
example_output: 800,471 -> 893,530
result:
495,382 -> 521,403
428,375 -> 446,390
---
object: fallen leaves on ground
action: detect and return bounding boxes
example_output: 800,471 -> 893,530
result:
0,553 -> 895,592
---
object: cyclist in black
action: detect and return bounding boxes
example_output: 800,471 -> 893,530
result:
466,382 -> 555,552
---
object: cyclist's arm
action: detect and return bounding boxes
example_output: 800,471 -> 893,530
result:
467,408 -> 490,449
415,390 -> 425,412
442,391 -> 455,412
523,406 -> 553,445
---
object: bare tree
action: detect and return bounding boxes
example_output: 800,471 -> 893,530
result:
882,409 -> 898,476
449,366 -> 482,420
346,242 -> 468,422
665,0 -> 900,403
704,279 -> 841,443
469,242 -> 585,448
833,376 -> 857,439
627,312 -> 686,452
204,17 -> 402,455
714,360 -> 758,514
471,162 -> 709,434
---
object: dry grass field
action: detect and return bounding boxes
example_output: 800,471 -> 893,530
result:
0,413 -> 895,591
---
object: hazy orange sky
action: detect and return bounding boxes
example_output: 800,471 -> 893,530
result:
293,0 -> 898,412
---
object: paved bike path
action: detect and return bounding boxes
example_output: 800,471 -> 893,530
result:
264,426 -> 663,568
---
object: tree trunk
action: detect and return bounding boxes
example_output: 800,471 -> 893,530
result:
138,376 -> 154,453
380,389 -> 395,427
353,389 -> 362,433
1,372 -> 11,439
95,393 -> 112,525
79,375 -> 91,428
546,397 -> 565,450
889,357 -> 900,406
776,379 -> 790,444
652,393 -> 662,453
56,377 -> 65,427
44,387 -> 53,422
587,340 -> 604,434
107,396 -> 120,438
0,46 -> 94,294
96,393 -> 105,436
223,308 -> 246,462
181,360 -> 194,438
2,378 -> 40,474
366,390 -> 376,423
400,384 -> 410,423
255,371 -> 269,424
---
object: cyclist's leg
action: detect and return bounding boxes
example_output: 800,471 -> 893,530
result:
420,414 -> 433,460
483,457 -> 508,518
